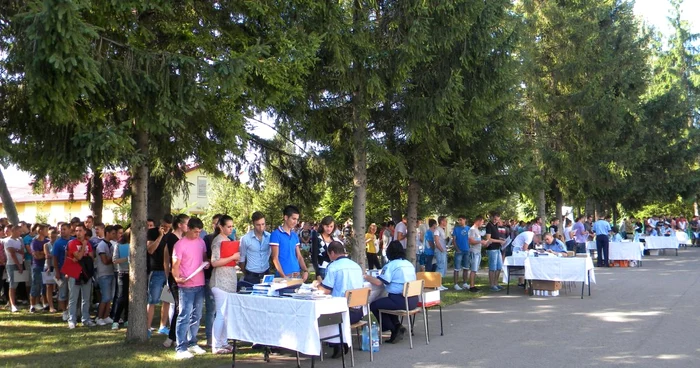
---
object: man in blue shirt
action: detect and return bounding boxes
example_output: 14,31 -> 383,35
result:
542,233 -> 567,255
269,205 -> 309,280
319,241 -> 364,318
451,215 -> 470,290
239,211 -> 272,286
593,215 -> 612,267
318,241 -> 364,358
52,223 -> 73,321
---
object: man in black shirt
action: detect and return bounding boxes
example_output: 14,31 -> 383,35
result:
548,217 -> 559,235
146,214 -> 173,335
484,212 -> 506,291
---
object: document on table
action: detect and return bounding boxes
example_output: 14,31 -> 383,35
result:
184,262 -> 210,281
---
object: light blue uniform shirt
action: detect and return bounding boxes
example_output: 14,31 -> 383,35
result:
240,230 -> 271,273
379,259 -> 416,295
321,257 -> 364,298
592,220 -> 611,236
544,239 -> 567,253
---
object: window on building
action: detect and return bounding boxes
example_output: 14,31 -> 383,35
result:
197,177 -> 207,198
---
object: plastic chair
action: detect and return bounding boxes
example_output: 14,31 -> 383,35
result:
313,312 -> 346,368
416,272 -> 444,337
345,287 -> 373,366
378,279 -> 428,349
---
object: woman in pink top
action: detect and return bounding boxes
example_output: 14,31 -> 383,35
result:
171,217 -> 209,360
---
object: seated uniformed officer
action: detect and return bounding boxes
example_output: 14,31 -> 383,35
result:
316,241 -> 364,359
317,241 -> 365,323
364,240 -> 416,344
542,233 -> 568,256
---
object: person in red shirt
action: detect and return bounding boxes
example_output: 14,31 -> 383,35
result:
65,224 -> 95,329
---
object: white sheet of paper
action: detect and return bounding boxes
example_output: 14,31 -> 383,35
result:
501,236 -> 512,250
184,262 -> 210,282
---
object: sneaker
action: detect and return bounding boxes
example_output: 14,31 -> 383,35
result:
30,306 -> 36,313
68,322 -> 76,329
62,311 -> 69,321
112,322 -> 119,330
497,285 -> 505,290
96,318 -> 107,326
103,317 -> 114,324
469,287 -> 480,293
490,286 -> 500,292
124,321 -> 128,327
163,338 -> 174,348
11,306 -> 18,313
175,351 -> 194,360
158,326 -> 170,335
454,284 -> 463,291
437,285 -> 448,291
188,345 -> 207,355
213,346 -> 233,355
84,320 -> 97,327
462,283 -> 470,289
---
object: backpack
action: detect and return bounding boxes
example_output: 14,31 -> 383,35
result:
79,256 -> 95,282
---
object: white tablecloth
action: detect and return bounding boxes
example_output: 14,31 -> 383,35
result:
502,256 -> 526,283
222,294 -> 352,356
676,232 -> 692,245
523,256 -> 596,284
642,236 -> 679,250
586,241 -> 643,261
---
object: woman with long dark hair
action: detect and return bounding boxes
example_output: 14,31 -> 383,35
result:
210,215 -> 239,354
311,216 -> 339,281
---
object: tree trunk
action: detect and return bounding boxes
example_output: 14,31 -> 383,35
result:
89,169 -> 104,224
147,175 -> 171,221
537,187 -> 546,222
126,129 -> 149,342
0,168 -> 19,224
406,179 -> 420,266
350,118 -> 367,269
585,198 -> 595,217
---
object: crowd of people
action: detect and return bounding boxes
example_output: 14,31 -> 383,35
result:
1,209 -> 695,360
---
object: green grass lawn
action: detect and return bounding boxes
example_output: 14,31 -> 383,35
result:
0,275 -> 507,367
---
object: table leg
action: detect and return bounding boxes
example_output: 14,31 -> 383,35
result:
588,271 -> 591,296
231,339 -> 236,368
506,266 -> 510,295
581,278 -> 584,299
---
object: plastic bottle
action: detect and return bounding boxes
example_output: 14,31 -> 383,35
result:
370,322 -> 380,352
361,325 -> 370,351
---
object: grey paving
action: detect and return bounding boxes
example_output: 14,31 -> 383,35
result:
232,247 -> 700,368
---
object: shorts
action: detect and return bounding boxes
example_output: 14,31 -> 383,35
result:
487,249 -> 503,271
454,251 -> 470,271
6,264 -> 19,289
148,270 -> 167,305
468,252 -> 481,272
97,275 -> 115,303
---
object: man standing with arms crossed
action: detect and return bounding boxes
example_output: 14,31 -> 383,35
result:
65,224 -> 95,328
239,211 -> 271,286
270,205 -> 309,280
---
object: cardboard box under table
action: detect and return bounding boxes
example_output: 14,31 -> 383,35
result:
523,256 -> 596,299
531,280 -> 562,291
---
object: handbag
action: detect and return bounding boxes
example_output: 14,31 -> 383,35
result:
160,285 -> 175,304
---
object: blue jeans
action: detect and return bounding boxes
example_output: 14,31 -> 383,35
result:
454,251 -> 469,271
30,267 -> 43,297
204,280 -> 215,344
176,285 -> 204,353
435,251 -> 447,276
148,271 -> 167,305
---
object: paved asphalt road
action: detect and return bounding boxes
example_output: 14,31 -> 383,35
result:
230,246 -> 700,368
